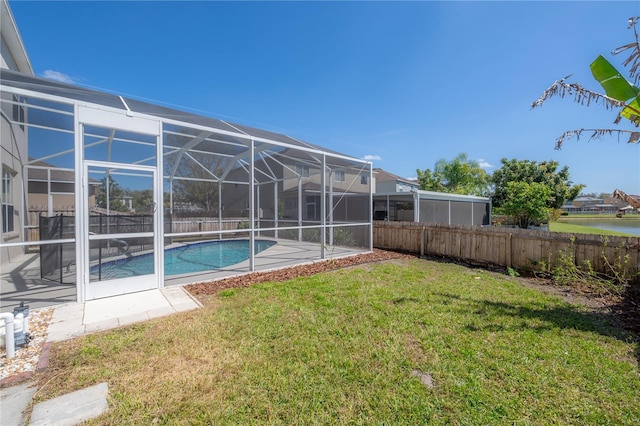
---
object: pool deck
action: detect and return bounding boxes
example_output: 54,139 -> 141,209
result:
165,239 -> 366,285
2,239 -> 368,311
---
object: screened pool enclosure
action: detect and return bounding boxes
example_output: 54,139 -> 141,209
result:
0,70 -> 372,307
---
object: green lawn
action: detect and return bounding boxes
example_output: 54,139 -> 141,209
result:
37,259 -> 640,425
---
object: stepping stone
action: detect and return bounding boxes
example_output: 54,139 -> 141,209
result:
30,382 -> 108,426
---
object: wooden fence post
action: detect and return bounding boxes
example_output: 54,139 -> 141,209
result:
506,233 -> 512,268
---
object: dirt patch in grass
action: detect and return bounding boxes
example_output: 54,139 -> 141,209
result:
511,275 -> 640,338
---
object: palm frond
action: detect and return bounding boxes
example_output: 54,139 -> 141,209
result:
612,17 -> 640,85
532,78 -> 640,126
532,78 -> 626,110
555,128 -> 640,149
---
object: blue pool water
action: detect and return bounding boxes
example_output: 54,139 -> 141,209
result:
92,239 -> 276,279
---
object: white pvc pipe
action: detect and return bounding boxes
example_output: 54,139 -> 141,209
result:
0,312 -> 15,359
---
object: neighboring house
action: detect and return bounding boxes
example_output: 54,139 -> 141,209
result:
373,190 -> 491,226
27,159 -> 98,213
373,168 -> 419,193
371,167 -> 490,226
220,151 -> 371,222
1,0 -> 33,262
571,196 -> 603,209
563,196 -> 618,213
602,195 -> 627,210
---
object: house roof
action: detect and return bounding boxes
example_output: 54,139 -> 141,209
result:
374,189 -> 490,203
573,196 -> 603,202
28,159 -> 99,184
373,168 -> 418,186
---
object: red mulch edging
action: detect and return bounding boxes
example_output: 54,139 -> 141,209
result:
186,249 -> 415,295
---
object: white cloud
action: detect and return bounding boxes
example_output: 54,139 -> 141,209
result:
363,154 -> 381,161
477,159 -> 494,169
42,70 -> 75,84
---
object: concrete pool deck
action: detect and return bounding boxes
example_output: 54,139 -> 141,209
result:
46,286 -> 202,342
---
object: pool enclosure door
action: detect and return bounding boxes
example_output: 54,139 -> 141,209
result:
83,162 -> 159,299
79,107 -> 162,300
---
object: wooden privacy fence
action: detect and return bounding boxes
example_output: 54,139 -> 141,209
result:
169,217 -> 246,234
373,221 -> 640,281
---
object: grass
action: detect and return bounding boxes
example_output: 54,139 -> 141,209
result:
36,259 -> 640,425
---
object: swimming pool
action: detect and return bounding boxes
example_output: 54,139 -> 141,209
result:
91,239 -> 276,279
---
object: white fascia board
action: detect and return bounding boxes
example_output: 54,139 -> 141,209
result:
374,191 -> 490,203
1,0 -> 33,74
416,190 -> 490,202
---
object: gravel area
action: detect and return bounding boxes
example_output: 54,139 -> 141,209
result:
1,308 -> 53,382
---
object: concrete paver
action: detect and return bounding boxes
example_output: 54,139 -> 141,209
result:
0,381 -> 37,426
46,287 -> 200,343
1,286 -> 201,425
29,382 -> 109,426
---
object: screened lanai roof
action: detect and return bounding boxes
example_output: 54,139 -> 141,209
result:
0,69 -> 360,165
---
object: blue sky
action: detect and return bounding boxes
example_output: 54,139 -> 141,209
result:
11,0 -> 640,195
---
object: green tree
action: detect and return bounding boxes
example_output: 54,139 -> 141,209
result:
169,151 -> 225,212
96,175 -> 128,212
491,158 -> 583,210
501,181 -> 552,229
130,189 -> 154,213
416,168 -> 445,192
532,16 -> 640,148
416,153 -> 489,196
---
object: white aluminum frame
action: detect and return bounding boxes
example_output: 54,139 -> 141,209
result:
0,80 -> 372,305
77,104 -> 163,301
82,160 -> 160,300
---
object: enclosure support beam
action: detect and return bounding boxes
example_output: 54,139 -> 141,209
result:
155,120 -> 165,288
386,195 -> 390,221
169,178 -> 174,216
74,106 -> 85,303
471,202 -> 474,226
47,169 -> 53,216
218,181 -> 222,240
249,140 -> 255,272
274,181 -> 278,239
320,155 -> 326,259
369,164 -> 374,252
328,170 -> 334,246
298,177 -> 302,241
256,185 -> 261,236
